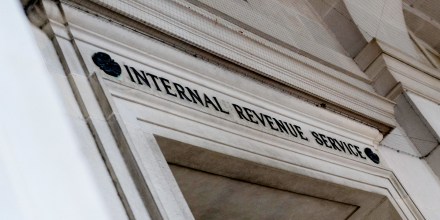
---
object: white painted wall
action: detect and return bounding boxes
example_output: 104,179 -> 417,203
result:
0,1 -> 125,219
406,92 -> 440,140
380,125 -> 440,220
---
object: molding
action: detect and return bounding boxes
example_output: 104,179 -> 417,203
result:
386,82 -> 404,101
384,55 -> 440,104
378,40 -> 440,80
359,39 -> 440,81
90,73 -> 186,219
58,0 -> 397,133
97,72 -> 424,219
71,22 -> 420,217
66,20 -> 385,145
103,77 -> 383,168
360,40 -> 440,104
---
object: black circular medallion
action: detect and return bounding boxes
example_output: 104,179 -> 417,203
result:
92,52 -> 121,77
364,148 -> 380,164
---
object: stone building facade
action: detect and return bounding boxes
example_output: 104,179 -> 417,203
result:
16,0 -> 440,219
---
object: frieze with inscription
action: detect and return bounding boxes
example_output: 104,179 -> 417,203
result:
92,52 -> 380,164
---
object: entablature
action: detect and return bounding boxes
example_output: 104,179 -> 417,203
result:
26,0 -> 398,133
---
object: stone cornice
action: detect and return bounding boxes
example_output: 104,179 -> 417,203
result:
359,40 -> 440,104
56,0 -> 397,133
357,39 -> 440,80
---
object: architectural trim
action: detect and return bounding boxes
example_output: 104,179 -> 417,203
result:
92,68 -> 424,219
64,19 -> 383,144
366,53 -> 440,104
358,39 -> 440,81
59,0 -> 397,133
